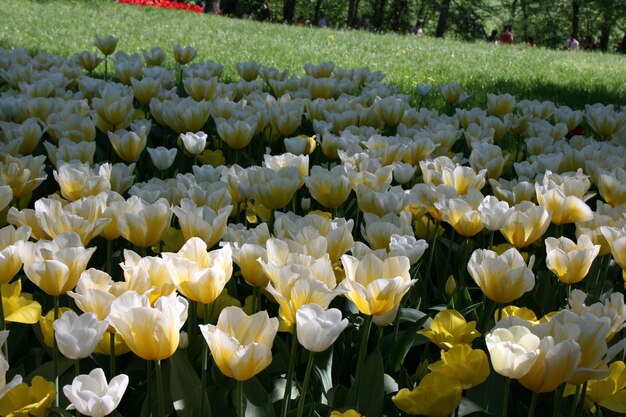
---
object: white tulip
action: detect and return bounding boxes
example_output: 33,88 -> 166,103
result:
180,131 -> 207,155
485,325 -> 540,379
0,330 -> 22,400
296,304 -> 349,352
147,146 -> 177,170
53,311 -> 108,360
63,368 -> 129,417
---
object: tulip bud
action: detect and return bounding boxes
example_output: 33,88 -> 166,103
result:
445,275 -> 457,297
300,197 -> 311,212
178,331 -> 189,350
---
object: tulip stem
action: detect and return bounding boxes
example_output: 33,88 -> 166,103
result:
502,377 -> 511,417
253,286 -> 261,313
147,360 -> 153,416
200,302 -> 212,417
187,301 -> 197,356
0,292 -> 7,358
577,382 -> 588,417
109,332 -> 116,378
296,351 -> 315,417
106,239 -> 113,276
552,384 -> 565,417
237,380 -> 245,417
280,331 -> 299,417
569,384 -> 581,417
528,391 -> 538,417
156,360 -> 165,417
53,295 -> 60,408
354,315 -> 373,410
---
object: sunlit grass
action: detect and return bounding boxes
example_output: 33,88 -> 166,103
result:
1,0 -> 625,108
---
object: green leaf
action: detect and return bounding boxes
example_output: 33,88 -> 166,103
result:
243,376 -> 276,417
170,350 -> 211,417
25,357 -> 73,384
398,308 -> 427,323
312,348 -> 333,404
345,350 -> 384,417
458,397 -> 491,416
47,407 -> 74,417
390,314 -> 429,371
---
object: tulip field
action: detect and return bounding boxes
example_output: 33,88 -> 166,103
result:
1,2 -> 626,417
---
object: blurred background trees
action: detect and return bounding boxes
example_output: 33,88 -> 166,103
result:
216,0 -> 626,51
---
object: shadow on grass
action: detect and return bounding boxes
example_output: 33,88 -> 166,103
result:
465,78 -> 626,109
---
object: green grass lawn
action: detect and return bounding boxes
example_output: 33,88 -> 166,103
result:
1,0 -> 625,109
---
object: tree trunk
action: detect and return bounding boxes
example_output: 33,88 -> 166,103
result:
283,0 -> 296,23
435,0 -> 451,37
372,0 -> 387,30
599,24 -> 611,51
391,0 -> 408,32
314,0 -> 323,23
347,0 -> 359,27
572,0 -> 580,38
521,0 -> 528,40
510,0 -> 518,20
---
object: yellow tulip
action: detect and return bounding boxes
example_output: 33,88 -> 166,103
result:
0,155 -> 47,200
34,194 -> 111,245
231,242 -> 269,287
537,187 -> 593,225
497,305 -> 538,324
339,253 -> 414,326
0,376 -> 55,417
487,93 -> 516,117
428,344 -> 490,389
467,247 -> 535,304
1,280 -> 41,324
173,199 -> 231,248
172,44 -> 196,65
418,309 -> 481,350
500,201 -> 552,248
199,306 -> 278,381
39,307 -> 72,348
108,291 -> 188,361
0,225 -> 30,285
545,235 -> 600,284
92,86 -> 135,132
247,166 -> 300,210
262,251 -> 337,330
392,371 -> 463,417
304,165 -> 352,209
116,197 -> 172,248
330,410 -> 361,417
119,250 -> 176,305
163,238 -> 233,304
519,336 -> 581,393
20,232 -> 96,296
94,34 -> 118,56
93,331 -> 131,356
583,360 -> 626,413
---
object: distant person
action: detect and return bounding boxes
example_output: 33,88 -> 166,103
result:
487,29 -> 498,43
259,0 -> 271,22
525,37 -> 536,47
564,34 -> 579,50
410,19 -> 424,36
296,16 -> 311,26
208,0 -> 220,14
499,25 -> 514,44
582,35 -> 598,51
316,11 -> 329,28
243,6 -> 256,20
358,17 -> 371,31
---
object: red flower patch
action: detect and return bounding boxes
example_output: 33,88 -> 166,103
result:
118,0 -> 204,13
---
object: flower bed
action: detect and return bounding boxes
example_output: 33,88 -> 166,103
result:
0,34 -> 625,417
118,0 -> 204,13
